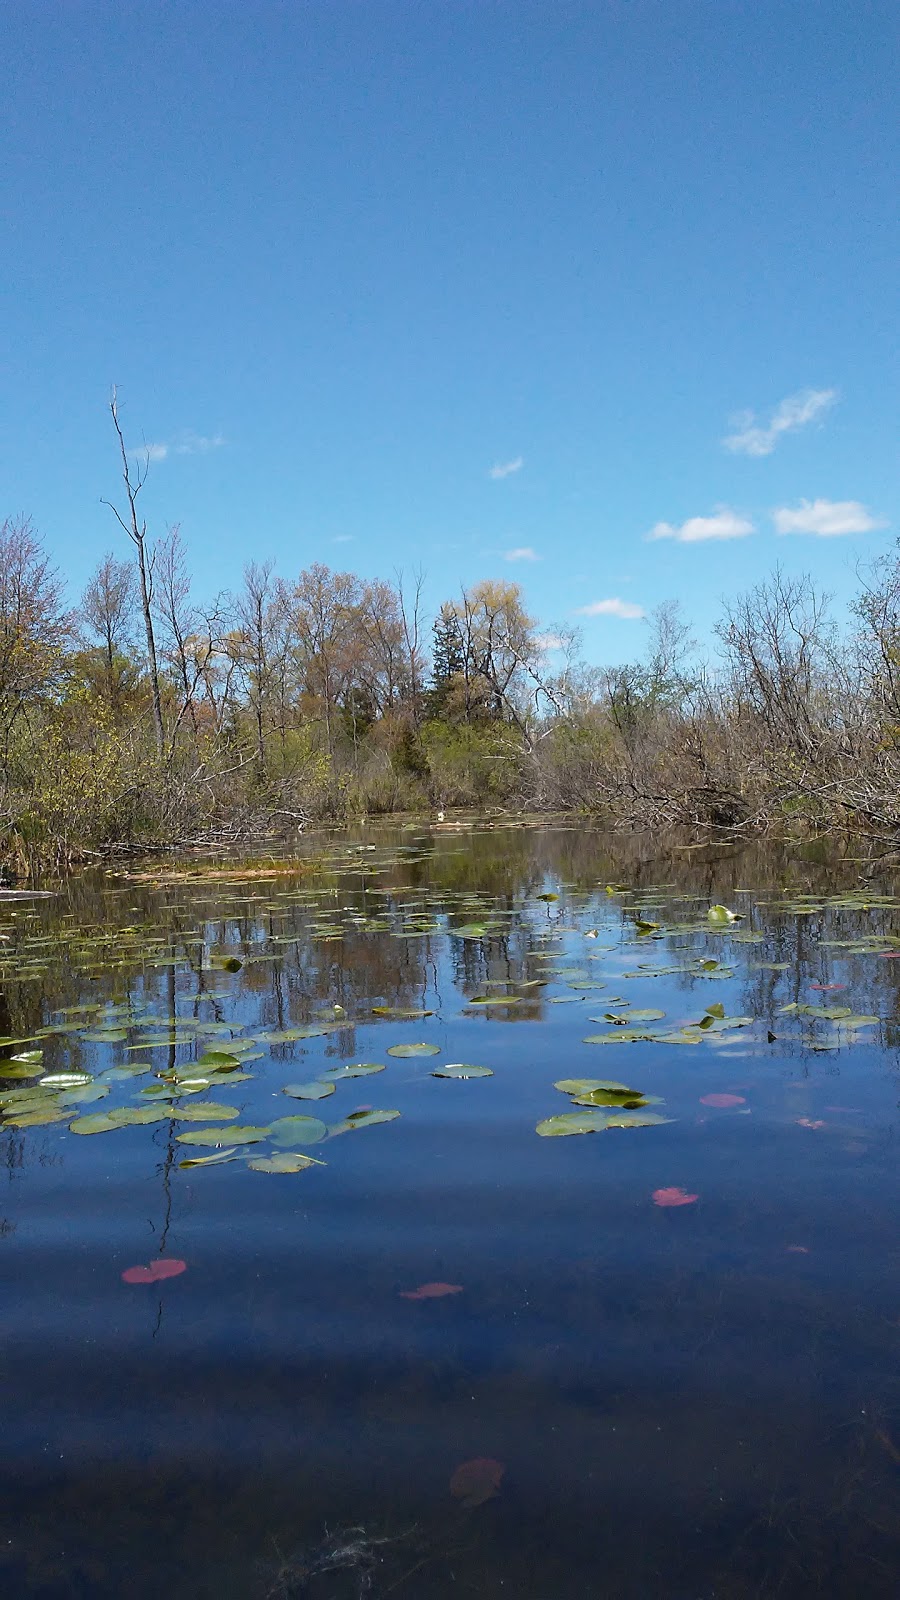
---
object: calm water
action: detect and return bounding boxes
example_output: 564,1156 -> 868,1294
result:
2,823 -> 900,1599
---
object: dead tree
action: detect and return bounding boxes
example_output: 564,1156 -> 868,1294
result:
102,388 -> 165,755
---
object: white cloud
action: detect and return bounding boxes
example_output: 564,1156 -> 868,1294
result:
175,432 -> 225,455
773,497 -> 887,537
131,442 -> 169,462
489,456 -> 524,480
536,632 -> 565,651
723,387 -> 836,457
647,507 -> 754,544
574,597 -> 646,620
332,534 -> 355,544
129,432 -> 224,463
503,546 -> 539,562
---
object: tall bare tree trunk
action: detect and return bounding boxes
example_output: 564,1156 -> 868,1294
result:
103,389 -> 165,756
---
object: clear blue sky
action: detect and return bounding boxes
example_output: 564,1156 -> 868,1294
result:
3,0 -> 897,660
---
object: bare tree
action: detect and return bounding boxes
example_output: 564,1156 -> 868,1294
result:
81,552 -> 136,708
102,389 -> 165,755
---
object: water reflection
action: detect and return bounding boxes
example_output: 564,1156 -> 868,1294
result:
0,824 -> 899,1597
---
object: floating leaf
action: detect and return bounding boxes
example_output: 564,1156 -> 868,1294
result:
432,1063 -> 493,1079
554,1078 -> 638,1095
9,1049 -> 43,1065
319,1062 -> 386,1079
700,1093 -> 746,1108
269,1115 -> 329,1146
177,1124 -> 271,1147
537,892 -> 559,903
196,1051 -> 243,1070
371,1006 -> 434,1019
121,1258 -> 187,1284
172,1102 -> 240,1122
344,1108 -> 401,1128
212,956 -> 243,973
536,1110 -> 610,1137
400,1282 -> 463,1300
39,1073 -> 93,1089
178,1148 -> 240,1168
707,905 -> 741,924
605,1111 -> 672,1128
465,995 -> 522,1007
652,1187 -> 698,1207
387,1043 -> 440,1058
283,1081 -> 336,1100
450,1458 -> 505,1508
247,1152 -> 321,1173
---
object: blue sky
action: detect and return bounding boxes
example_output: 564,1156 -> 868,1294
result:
3,0 -> 897,662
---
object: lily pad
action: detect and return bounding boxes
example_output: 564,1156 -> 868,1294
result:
177,1125 -> 271,1147
178,1148 -> 241,1168
268,1115 -> 329,1146
432,1063 -> 493,1078
248,1152 -> 322,1173
535,1110 -> 611,1137
283,1081 -> 336,1100
319,1062 -> 386,1079
386,1043 -> 440,1058
371,1006 -> 434,1019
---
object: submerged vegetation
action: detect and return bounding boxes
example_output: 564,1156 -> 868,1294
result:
6,425 -> 900,863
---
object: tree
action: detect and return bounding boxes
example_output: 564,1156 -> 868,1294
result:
0,517 -> 69,769
80,552 -> 137,709
102,389 -> 165,755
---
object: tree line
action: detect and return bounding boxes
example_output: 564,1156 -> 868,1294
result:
1,413 -> 899,864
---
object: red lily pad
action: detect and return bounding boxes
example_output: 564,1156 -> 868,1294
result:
810,983 -> 847,991
450,1457 -> 505,1507
400,1282 -> 463,1301
652,1187 -> 698,1208
699,1093 -> 746,1108
122,1258 -> 187,1284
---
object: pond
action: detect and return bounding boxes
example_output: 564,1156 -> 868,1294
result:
2,821 -> 900,1598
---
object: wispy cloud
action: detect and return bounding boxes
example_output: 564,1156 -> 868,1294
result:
503,546 -> 539,562
489,456 -> 524,480
723,388 -> 837,457
773,498 -> 887,537
647,507 -> 754,544
574,597 -> 646,620
332,534 -> 355,544
536,632 -> 565,651
129,431 -> 225,463
175,432 -> 225,455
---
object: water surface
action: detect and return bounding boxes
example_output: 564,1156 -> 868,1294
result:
2,823 -> 900,1598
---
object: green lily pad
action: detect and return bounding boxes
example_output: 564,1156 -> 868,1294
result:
172,1102 -> 241,1122
247,1152 -> 323,1173
196,1051 -> 244,1069
554,1078 -> 638,1095
178,1148 -> 241,1168
386,1043 -> 440,1058
535,1110 -> 611,1137
708,904 -> 740,924
283,1081 -> 336,1100
371,1006 -> 434,1019
268,1115 -> 329,1146
319,1062 -> 386,1079
56,1083 -> 111,1106
10,1050 -> 44,1065
39,1073 -> 93,1089
604,1110 -> 673,1128
465,995 -> 522,1006
339,1108 -> 401,1130
432,1063 -> 493,1078
177,1124 -> 271,1147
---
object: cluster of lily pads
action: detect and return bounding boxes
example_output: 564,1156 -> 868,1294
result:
537,1077 -> 672,1138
